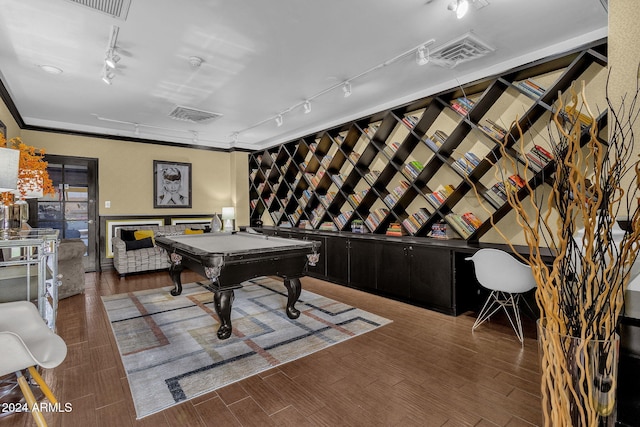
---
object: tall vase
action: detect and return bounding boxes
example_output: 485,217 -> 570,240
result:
537,321 -> 619,426
0,196 -> 29,239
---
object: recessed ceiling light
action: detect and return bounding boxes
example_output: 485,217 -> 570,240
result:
38,65 -> 63,74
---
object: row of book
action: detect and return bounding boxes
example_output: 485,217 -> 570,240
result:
450,97 -> 475,116
319,222 -> 337,231
383,181 -> 410,208
309,206 -> 325,228
402,115 -> 419,129
520,144 -> 554,172
424,130 -> 448,152
383,141 -> 400,158
332,172 -> 347,187
485,174 -> 526,206
479,118 -> 508,142
426,184 -> 455,208
317,191 -> 336,208
365,124 -> 379,138
320,155 -> 333,169
348,189 -> 368,207
516,78 -> 546,98
333,210 -> 353,229
451,153 -> 478,176
445,212 -> 482,239
365,208 -> 389,233
348,151 -> 361,164
364,170 -> 381,185
403,160 -> 424,180
402,208 -> 430,235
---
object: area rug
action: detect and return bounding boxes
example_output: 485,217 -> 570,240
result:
101,276 -> 391,419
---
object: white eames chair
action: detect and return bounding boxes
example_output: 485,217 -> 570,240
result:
466,248 -> 537,343
0,301 -> 67,427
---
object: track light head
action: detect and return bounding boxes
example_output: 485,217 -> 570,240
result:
449,0 -> 470,19
275,114 -> 283,127
105,49 -> 121,69
342,82 -> 352,98
416,46 -> 429,66
101,69 -> 115,85
303,100 -> 311,114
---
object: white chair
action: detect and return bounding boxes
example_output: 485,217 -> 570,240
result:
466,248 -> 537,343
0,301 -> 67,427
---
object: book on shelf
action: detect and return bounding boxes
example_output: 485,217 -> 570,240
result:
319,222 -> 337,231
450,97 -> 475,116
309,142 -> 318,152
479,118 -> 508,142
365,208 -> 389,232
383,141 -> 400,158
445,212 -> 479,239
426,184 -> 455,208
451,157 -> 474,176
386,222 -> 406,237
403,160 -> 424,180
402,208 -> 430,235
321,155 -> 333,169
402,115 -> 419,129
279,220 -> 292,228
505,174 -> 526,193
348,151 -> 361,163
334,210 -> 353,229
365,124 -> 379,138
427,220 -> 449,239
364,170 -> 381,185
516,78 -> 546,98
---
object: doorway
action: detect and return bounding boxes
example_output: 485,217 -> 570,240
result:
31,155 -> 99,272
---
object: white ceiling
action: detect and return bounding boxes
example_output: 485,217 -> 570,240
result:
0,0 -> 608,151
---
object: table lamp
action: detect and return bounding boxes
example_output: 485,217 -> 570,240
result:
221,207 -> 235,231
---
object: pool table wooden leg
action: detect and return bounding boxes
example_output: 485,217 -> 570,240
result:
169,262 -> 185,296
283,277 -> 302,319
213,290 -> 235,339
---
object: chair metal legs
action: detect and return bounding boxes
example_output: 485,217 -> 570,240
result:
472,290 -> 526,343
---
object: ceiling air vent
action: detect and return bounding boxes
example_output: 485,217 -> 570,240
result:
430,33 -> 495,68
168,106 -> 223,124
64,0 -> 131,20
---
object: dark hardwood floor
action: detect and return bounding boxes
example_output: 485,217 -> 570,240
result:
1,270 -> 542,426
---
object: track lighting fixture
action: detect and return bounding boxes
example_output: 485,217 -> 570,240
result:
105,49 -> 121,69
342,82 -> 352,98
101,68 -> 115,85
416,46 -> 429,66
303,100 -> 311,114
275,114 -> 284,127
448,0 -> 470,19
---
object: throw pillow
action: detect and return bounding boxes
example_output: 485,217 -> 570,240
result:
120,229 -> 137,241
134,230 -> 155,242
185,228 -> 204,235
124,237 -> 154,251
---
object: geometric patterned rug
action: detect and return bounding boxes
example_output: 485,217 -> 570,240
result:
101,276 -> 392,419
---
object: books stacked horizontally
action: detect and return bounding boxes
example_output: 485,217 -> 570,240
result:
403,160 -> 424,180
402,208 -> 430,235
424,130 -> 448,152
348,189 -> 368,207
486,182 -> 508,206
479,118 -> 508,142
516,78 -> 546,98
348,151 -> 361,164
310,170 -> 324,187
521,144 -> 554,172
451,152 -> 481,176
383,181 -> 410,208
300,189 -> 312,207
317,191 -> 335,207
319,222 -> 337,231
563,104 -> 594,127
450,97 -> 475,116
298,219 -> 310,229
279,220 -> 292,228
334,210 -> 353,229
445,212 -> 482,239
386,222 -> 406,237
426,184 -> 455,208
427,221 -> 448,239
402,115 -> 419,129
365,208 -> 389,232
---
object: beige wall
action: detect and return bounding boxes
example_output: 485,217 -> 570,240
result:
0,101 -> 249,227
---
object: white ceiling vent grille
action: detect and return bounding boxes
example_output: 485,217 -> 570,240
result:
64,0 -> 131,20
168,106 -> 223,124
430,33 -> 495,68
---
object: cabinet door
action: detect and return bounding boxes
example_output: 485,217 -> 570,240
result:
348,239 -> 377,291
376,241 -> 411,299
325,236 -> 349,285
410,246 -> 452,312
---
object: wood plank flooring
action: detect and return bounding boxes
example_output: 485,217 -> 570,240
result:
0,271 -> 542,426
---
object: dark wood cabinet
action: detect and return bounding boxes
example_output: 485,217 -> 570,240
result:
325,235 -> 349,284
409,246 -> 452,312
348,238 -> 377,291
376,241 -> 410,299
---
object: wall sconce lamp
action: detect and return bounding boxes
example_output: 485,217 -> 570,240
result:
221,207 -> 235,231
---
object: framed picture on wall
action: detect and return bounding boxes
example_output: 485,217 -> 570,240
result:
153,160 -> 192,208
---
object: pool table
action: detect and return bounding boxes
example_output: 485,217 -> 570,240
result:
155,231 -> 320,339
